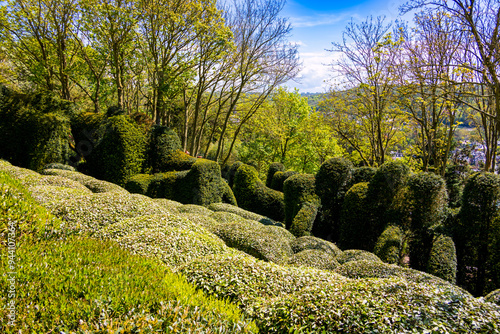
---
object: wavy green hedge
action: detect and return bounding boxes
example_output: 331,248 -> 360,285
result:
290,236 -> 342,257
42,168 -> 128,193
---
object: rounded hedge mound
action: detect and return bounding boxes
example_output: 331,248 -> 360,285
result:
211,217 -> 293,264
145,125 -> 183,173
178,212 -> 221,233
270,170 -> 298,192
374,225 -> 403,264
287,249 -> 340,271
427,234 -> 457,284
24,175 -> 91,191
233,164 -> 285,221
485,289 -> 500,306
124,173 -> 155,195
350,166 -> 377,185
152,198 -> 183,213
266,162 -> 285,188
178,204 -> 213,216
336,249 -> 382,264
283,173 -> 318,228
44,192 -> 169,235
28,185 -> 92,204
208,202 -> 279,226
290,236 -> 342,258
43,163 -> 76,171
42,169 -> 128,193
289,202 -> 318,237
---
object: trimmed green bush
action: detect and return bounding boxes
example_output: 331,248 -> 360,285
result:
43,163 -> 76,171
313,157 -> 353,240
457,172 -> 500,296
84,115 -> 147,186
21,174 -> 90,190
28,185 -> 92,204
145,125 -> 183,172
178,204 -> 213,216
485,289 -> 500,306
0,237 -> 257,333
211,217 -> 293,264
0,87 -> 76,171
287,249 -> 340,271
444,164 -> 468,208
290,236 -> 342,257
208,202 -> 279,226
124,173 -> 155,195
179,212 -> 221,233
406,172 -> 448,272
152,198 -> 183,212
266,162 -> 285,187
233,164 -> 285,222
339,182 -> 374,250
227,161 -> 244,188
427,234 -> 457,284
270,170 -> 297,192
374,225 -> 403,264
336,249 -> 382,264
283,173 -> 318,228
350,166 -> 377,185
42,168 -> 128,193
44,192 -> 169,235
289,202 -> 318,237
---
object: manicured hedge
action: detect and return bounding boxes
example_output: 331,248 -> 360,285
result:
336,249 -> 382,264
270,170 -> 297,192
266,162 -> 285,187
178,204 -> 214,216
83,115 -> 147,186
313,157 -> 353,240
233,164 -> 285,222
290,236 -> 342,258
152,198 -> 183,212
287,249 -> 340,271
227,161 -> 244,188
0,237 -> 257,333
289,202 -> 318,237
28,185 -> 92,204
145,125 -> 183,172
42,168 -> 128,193
485,289 -> 500,306
208,202 -> 280,226
210,217 -> 293,264
283,173 -> 318,228
0,87 -> 76,171
427,234 -> 457,284
179,212 -> 221,233
43,163 -> 76,171
350,166 -> 377,185
44,192 -> 169,235
125,173 -> 155,195
374,225 -> 403,264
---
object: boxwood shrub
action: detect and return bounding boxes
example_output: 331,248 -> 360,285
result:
28,185 -> 92,204
283,173 -> 318,228
124,173 -> 155,195
289,202 -> 318,237
485,289 -> 500,306
145,125 -> 183,172
266,162 -> 285,187
270,170 -> 297,192
152,198 -> 183,212
233,164 -> 285,221
287,249 -> 340,271
42,168 -> 128,193
178,204 -> 214,216
208,202 -> 279,226
336,249 -> 382,264
290,236 -> 342,258
350,166 -> 377,186
374,225 -> 403,264
227,161 -> 244,188
0,237 -> 257,333
427,234 -> 457,284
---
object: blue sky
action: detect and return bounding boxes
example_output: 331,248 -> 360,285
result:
282,0 -> 410,93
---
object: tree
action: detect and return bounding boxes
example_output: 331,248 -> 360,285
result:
396,11 -> 464,175
324,16 -> 406,166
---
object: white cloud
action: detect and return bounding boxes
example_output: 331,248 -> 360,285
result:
286,51 -> 339,93
290,13 -> 350,28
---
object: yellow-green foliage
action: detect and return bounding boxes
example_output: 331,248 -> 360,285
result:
28,185 -> 92,204
0,237 -> 257,333
287,249 -> 340,271
289,202 -> 318,237
0,172 -> 63,244
283,173 -> 318,228
152,198 -> 183,213
179,212 -> 221,233
290,236 -> 342,257
270,170 -> 297,192
374,225 -> 403,264
45,192 -> 169,235
125,173 -> 155,194
42,168 -> 128,193
178,204 -> 214,216
337,249 -> 382,264
427,234 -> 457,284
266,162 -> 285,188
210,214 -> 293,264
485,289 -> 500,306
208,202 -> 281,226
233,164 -> 285,221
145,126 -> 192,172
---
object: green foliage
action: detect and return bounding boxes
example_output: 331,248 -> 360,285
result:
233,164 -> 285,222
29,185 -> 92,204
152,198 -> 183,212
406,172 -> 448,271
180,213 -> 221,232
42,168 -> 128,193
178,204 -> 214,216
44,192 -> 169,235
457,172 -> 500,296
208,203 -> 279,226
226,161 -> 244,188
427,234 -> 457,284
350,166 -> 377,186
283,173 -> 318,228
444,164 -> 468,208
313,157 -> 353,240
336,249 -> 382,265
84,115 -> 147,186
269,170 -> 297,192
266,162 -> 285,187
0,172 -> 63,244
339,182 -> 374,250
485,289 -> 500,306
374,225 -> 403,264
43,163 -> 76,171
124,173 -> 155,194
145,125 -> 191,173
290,236 -> 342,257
287,249 -> 340,271
289,202 -> 318,237
210,217 -> 293,264
0,237 -> 256,332
0,87 -> 75,171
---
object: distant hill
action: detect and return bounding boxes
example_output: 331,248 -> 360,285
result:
301,92 -> 325,109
